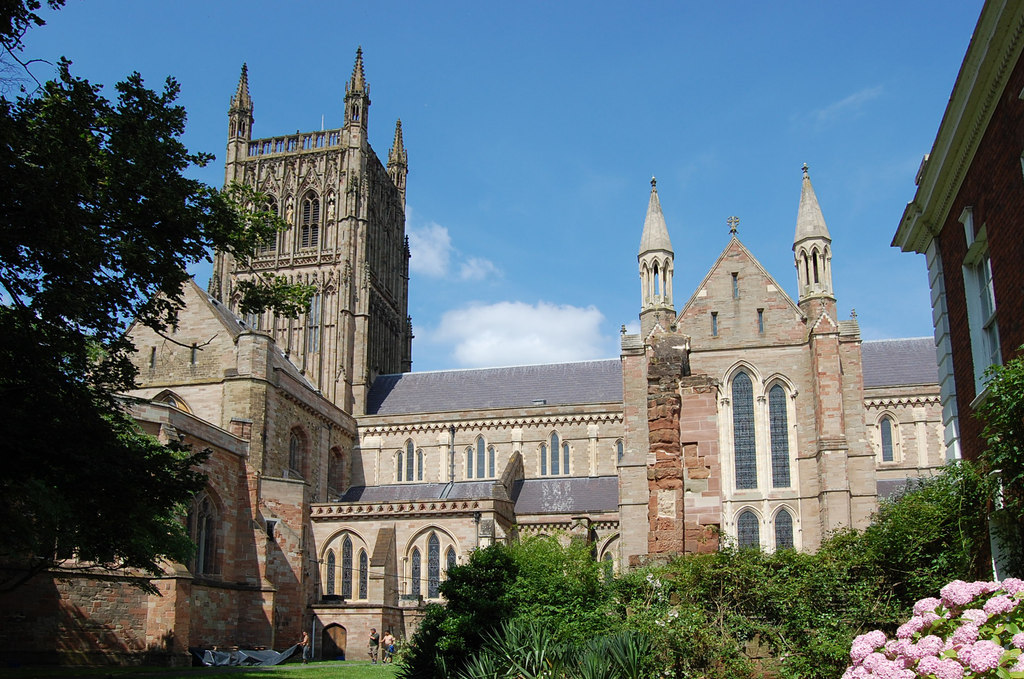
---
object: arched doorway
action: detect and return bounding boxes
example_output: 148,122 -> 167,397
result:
321,624 -> 347,661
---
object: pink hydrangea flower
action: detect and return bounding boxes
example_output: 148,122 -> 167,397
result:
1012,632 -> 1024,650
956,644 -> 972,666
940,580 -> 976,608
913,597 -> 942,616
885,638 -> 911,658
967,639 -> 1005,673
862,651 -> 887,671
960,608 -> 988,625
1011,655 -> 1024,673
949,623 -> 979,648
895,616 -> 926,639
983,594 -> 1018,616
916,655 -> 942,675
934,658 -> 965,679
912,634 -> 944,659
1000,577 -> 1024,595
920,610 -> 941,626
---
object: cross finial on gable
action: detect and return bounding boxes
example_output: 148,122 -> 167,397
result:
727,215 -> 740,235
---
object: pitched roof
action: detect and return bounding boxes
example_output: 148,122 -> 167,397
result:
339,481 -> 509,503
366,359 -> 623,416
862,338 -> 938,388
512,476 -> 619,515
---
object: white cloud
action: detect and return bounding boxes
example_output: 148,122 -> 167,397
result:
808,86 -> 883,126
407,222 -> 452,277
459,257 -> 501,281
432,301 -> 607,368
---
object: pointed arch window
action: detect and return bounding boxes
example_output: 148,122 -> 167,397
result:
616,439 -> 624,464
466,446 -> 473,479
191,494 -> 218,575
396,450 -> 403,482
445,547 -> 456,573
737,510 -> 760,549
410,548 -> 421,597
732,372 -> 757,490
812,250 -> 820,284
288,429 -> 305,478
306,292 -> 321,353
417,449 -> 424,481
427,533 -> 441,598
775,509 -> 794,550
768,385 -> 791,488
325,549 -> 336,595
487,445 -> 496,478
358,549 -> 368,599
406,441 -> 415,482
880,416 -> 895,462
258,197 -> 278,253
476,438 -> 485,479
300,192 -> 320,249
341,536 -> 353,599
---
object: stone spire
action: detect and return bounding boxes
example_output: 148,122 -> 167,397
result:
639,177 -> 674,255
638,177 -> 675,338
793,164 -> 835,310
388,119 -> 408,203
344,47 -> 370,133
793,163 -> 831,247
230,63 -> 253,113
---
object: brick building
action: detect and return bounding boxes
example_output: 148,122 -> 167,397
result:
893,0 -> 1024,463
0,50 -> 946,666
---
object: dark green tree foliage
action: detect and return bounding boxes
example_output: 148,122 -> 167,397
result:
976,353 -> 1024,575
0,60 -> 307,591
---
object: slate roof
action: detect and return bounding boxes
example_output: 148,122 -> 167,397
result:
366,359 -> 623,416
511,476 -> 619,515
862,338 -> 938,388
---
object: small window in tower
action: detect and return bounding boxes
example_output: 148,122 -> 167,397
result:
732,272 -> 739,299
812,251 -> 820,284
711,312 -> 718,337
757,308 -> 764,334
149,346 -> 157,369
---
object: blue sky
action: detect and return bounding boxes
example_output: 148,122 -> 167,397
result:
18,1 -> 983,372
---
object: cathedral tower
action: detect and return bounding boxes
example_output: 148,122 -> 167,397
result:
210,50 -> 412,415
638,177 -> 675,338
793,164 -> 836,321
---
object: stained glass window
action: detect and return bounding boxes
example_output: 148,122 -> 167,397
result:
732,372 -> 757,489
616,440 -> 624,463
476,438 -> 485,479
417,449 -> 424,481
551,433 -> 560,475
289,430 -> 303,476
769,385 -> 790,488
406,441 -> 414,482
396,451 -> 402,482
562,442 -> 570,475
487,446 -> 495,478
300,192 -> 320,249
358,550 -> 368,599
446,547 -> 456,572
341,536 -> 353,599
306,293 -> 320,353
881,418 -> 894,462
326,550 -> 335,595
466,447 -> 473,479
737,510 -> 759,549
427,534 -> 440,598
540,443 -> 547,476
411,548 -> 421,597
775,509 -> 794,550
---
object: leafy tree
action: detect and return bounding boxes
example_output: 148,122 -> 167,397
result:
976,352 -> 1024,575
0,50 -> 310,589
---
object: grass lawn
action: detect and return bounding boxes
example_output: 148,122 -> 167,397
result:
0,660 -> 399,679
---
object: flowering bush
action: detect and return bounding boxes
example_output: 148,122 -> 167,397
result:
843,578 -> 1024,678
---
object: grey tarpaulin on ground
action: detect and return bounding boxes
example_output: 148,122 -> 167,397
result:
189,644 -> 299,666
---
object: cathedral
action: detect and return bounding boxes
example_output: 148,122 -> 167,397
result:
0,51 -> 946,665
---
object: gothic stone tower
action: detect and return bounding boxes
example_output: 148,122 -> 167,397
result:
620,168 -> 876,566
211,50 -> 413,415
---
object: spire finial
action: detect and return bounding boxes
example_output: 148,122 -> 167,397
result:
802,162 -> 809,178
727,215 -> 740,235
651,176 -> 657,189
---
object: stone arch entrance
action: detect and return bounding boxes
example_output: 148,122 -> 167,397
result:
321,623 -> 347,661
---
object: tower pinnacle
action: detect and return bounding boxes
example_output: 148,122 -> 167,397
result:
638,178 -> 675,337
388,119 -> 408,203
231,63 -> 252,112
793,164 -> 835,310
347,47 -> 368,94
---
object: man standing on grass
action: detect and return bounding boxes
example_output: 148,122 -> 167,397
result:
368,627 -> 380,664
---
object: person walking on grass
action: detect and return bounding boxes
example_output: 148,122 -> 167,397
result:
300,630 -> 310,664
381,630 -> 395,663
368,627 -> 380,664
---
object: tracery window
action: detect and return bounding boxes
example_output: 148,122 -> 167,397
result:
341,536 -> 353,599
737,510 -> 759,549
300,192 -> 320,249
427,533 -> 440,598
466,437 -> 492,479
410,548 -> 421,597
358,549 -> 368,599
768,384 -> 791,487
775,509 -> 794,550
325,549 -> 336,595
732,372 -> 757,489
258,197 -> 278,253
880,416 -> 896,462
